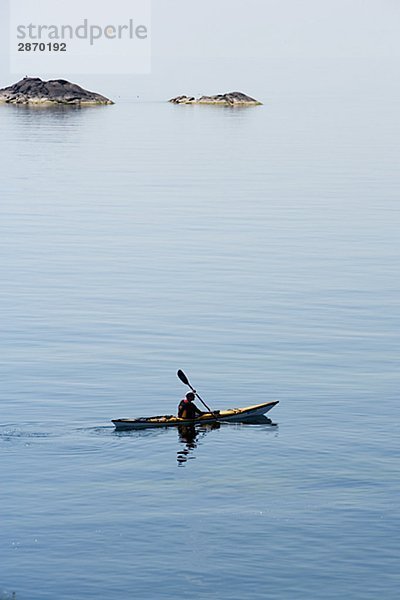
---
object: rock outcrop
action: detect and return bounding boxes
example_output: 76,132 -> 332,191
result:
169,92 -> 262,106
0,77 -> 114,105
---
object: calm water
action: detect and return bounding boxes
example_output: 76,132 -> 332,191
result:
1,59 -> 399,599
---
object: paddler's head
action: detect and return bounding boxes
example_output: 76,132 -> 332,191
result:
185,392 -> 195,402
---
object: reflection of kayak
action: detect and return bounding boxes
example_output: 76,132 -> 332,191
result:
112,401 -> 278,430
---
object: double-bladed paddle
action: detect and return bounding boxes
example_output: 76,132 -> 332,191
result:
177,369 -> 212,413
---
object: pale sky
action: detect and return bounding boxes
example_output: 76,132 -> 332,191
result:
0,0 -> 399,80
152,0 -> 400,58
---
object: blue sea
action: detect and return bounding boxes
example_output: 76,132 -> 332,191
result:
1,58 -> 399,599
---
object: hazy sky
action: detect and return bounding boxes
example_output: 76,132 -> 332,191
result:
0,0 -> 399,81
152,0 -> 400,58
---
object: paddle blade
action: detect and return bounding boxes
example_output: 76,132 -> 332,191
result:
177,370 -> 190,386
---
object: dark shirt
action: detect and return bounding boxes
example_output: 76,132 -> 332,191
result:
178,399 -> 203,419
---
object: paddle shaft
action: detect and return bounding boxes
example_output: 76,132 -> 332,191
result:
177,370 -> 212,413
189,386 -> 212,414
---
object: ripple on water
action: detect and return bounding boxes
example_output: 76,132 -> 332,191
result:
0,425 -> 55,445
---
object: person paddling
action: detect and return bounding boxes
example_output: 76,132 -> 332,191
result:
178,391 -> 204,419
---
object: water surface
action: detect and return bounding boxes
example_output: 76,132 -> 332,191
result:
1,59 -> 399,599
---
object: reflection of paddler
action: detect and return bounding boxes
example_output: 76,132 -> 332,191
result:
176,422 -> 221,465
177,392 -> 204,419
178,424 -> 198,449
177,424 -> 198,464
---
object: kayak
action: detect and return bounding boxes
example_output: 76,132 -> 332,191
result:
112,400 -> 278,430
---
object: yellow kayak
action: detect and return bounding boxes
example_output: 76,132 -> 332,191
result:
112,401 -> 278,430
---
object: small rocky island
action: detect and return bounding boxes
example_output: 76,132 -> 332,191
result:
0,77 -> 113,105
169,91 -> 262,106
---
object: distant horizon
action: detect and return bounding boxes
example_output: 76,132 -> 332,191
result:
1,1 -> 400,106
1,0 -> 400,81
